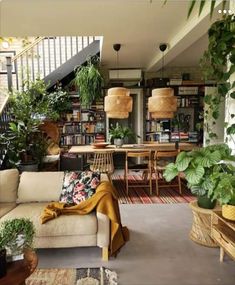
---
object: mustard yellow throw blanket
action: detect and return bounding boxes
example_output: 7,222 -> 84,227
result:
41,181 -> 129,256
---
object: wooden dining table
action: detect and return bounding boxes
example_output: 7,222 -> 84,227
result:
69,142 -> 198,154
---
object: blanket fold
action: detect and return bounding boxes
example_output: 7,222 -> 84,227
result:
41,181 -> 129,256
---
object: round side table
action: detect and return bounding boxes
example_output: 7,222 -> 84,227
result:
189,201 -> 220,247
0,249 -> 38,285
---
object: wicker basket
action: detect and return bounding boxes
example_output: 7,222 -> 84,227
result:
189,201 -> 219,247
222,205 -> 235,221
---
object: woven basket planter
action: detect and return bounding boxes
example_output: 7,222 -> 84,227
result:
104,87 -> 132,118
222,204 -> 235,221
148,88 -> 177,119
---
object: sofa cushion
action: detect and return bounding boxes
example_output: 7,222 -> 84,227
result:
0,203 -> 97,237
17,172 -> 64,203
0,203 -> 17,217
0,169 -> 19,202
60,171 -> 100,204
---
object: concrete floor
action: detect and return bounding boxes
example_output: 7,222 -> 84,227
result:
37,204 -> 235,285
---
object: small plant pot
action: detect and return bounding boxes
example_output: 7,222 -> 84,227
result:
114,139 -> 124,148
197,195 -> 216,209
222,204 -> 235,221
0,248 -> 7,278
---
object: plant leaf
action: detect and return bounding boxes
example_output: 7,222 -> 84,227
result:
185,165 -> 205,184
163,163 -> 179,182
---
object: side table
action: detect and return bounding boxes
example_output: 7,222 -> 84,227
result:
0,249 -> 38,285
189,201 -> 220,247
211,211 -> 235,262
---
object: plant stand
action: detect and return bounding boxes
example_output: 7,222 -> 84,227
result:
189,201 -> 220,247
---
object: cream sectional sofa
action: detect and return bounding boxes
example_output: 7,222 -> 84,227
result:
0,169 -> 110,260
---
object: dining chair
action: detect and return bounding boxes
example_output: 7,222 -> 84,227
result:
90,150 -> 115,182
125,150 -> 152,195
154,149 -> 181,196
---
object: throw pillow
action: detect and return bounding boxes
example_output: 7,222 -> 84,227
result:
60,171 -> 100,204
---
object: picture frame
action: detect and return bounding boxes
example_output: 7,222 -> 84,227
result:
0,51 -> 16,74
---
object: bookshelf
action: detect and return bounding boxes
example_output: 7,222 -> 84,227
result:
144,82 -> 205,143
58,93 -> 106,150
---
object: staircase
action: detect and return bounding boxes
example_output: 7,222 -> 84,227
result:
0,36 -> 102,169
0,90 -> 10,169
8,36 -> 102,90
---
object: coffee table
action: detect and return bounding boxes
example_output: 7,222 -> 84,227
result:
0,249 -> 38,285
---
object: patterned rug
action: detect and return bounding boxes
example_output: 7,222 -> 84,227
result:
112,174 -> 196,204
26,267 -> 117,285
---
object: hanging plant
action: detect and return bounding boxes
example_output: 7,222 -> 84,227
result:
73,56 -> 103,108
200,14 -> 235,144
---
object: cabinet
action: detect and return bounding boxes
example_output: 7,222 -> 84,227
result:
211,211 -> 235,262
144,83 -> 205,143
58,92 -> 106,150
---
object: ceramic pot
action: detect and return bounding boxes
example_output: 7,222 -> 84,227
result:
114,138 -> 124,148
222,204 -> 235,221
197,194 -> 216,209
0,248 -> 7,278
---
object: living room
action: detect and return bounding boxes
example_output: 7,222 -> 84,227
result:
0,0 -> 235,284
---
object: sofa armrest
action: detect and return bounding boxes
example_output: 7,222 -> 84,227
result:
96,212 -> 110,248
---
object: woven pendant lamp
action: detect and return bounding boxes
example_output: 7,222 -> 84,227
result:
104,87 -> 132,118
148,87 -> 177,119
104,43 -> 133,119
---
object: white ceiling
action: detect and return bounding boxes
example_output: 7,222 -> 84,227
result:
0,0 -> 226,71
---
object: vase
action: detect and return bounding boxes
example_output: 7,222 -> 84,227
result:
0,248 -> 7,278
114,138 -> 124,148
197,194 -> 216,209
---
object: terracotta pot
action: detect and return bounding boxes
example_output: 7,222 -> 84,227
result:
222,204 -> 235,221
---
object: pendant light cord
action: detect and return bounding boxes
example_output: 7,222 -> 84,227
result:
161,52 -> 165,79
116,50 -> 119,79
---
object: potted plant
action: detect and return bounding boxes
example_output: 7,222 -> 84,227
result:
73,56 -> 103,108
0,78 -> 58,170
0,218 -> 35,277
109,123 -> 139,148
209,164 -> 235,221
163,144 -> 235,209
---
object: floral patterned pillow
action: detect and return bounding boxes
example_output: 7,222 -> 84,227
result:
60,171 -> 100,204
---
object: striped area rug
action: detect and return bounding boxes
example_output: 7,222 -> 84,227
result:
112,174 -> 196,204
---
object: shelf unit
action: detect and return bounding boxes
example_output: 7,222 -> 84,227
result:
211,211 -> 235,262
58,93 -> 106,150
144,83 -> 205,143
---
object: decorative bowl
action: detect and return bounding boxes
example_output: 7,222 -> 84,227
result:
92,142 -> 110,149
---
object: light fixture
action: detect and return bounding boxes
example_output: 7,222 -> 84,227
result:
104,43 -> 133,119
148,43 -> 177,119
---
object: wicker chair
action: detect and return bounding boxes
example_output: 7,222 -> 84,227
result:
90,150 -> 114,182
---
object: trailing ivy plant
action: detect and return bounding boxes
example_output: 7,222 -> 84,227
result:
73,56 -> 103,108
200,14 -> 235,144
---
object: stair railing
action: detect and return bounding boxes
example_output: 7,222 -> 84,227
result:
8,36 -> 97,90
0,90 -> 10,169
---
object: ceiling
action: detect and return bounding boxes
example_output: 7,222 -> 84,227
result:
0,0 -> 227,71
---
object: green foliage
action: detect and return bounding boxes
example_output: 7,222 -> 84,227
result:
48,85 -> 72,117
200,14 -> 235,142
0,78 -> 55,167
109,123 -> 139,141
0,218 -> 35,250
73,56 -> 103,107
163,144 -> 235,198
